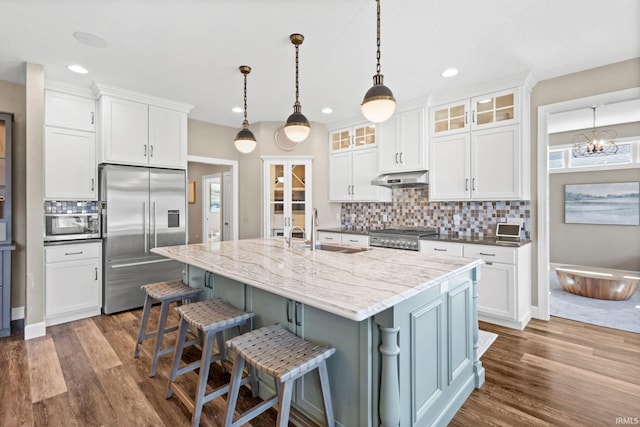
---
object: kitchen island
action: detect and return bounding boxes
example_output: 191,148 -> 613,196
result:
152,237 -> 484,427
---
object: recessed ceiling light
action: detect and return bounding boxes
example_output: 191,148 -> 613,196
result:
73,31 -> 108,48
321,107 -> 333,114
232,107 -> 243,113
67,64 -> 88,74
441,68 -> 459,78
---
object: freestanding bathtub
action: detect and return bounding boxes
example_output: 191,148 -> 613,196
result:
555,265 -> 640,301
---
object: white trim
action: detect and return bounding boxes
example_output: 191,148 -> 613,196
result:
45,80 -> 96,98
536,87 -> 640,322
24,322 -> 46,340
11,306 -> 25,321
92,83 -> 194,113
187,156 -> 239,241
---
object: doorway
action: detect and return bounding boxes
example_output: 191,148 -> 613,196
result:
536,87 -> 640,322
187,156 -> 239,243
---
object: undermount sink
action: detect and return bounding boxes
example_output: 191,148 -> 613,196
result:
294,242 -> 369,254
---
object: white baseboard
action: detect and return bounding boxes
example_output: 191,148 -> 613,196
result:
11,306 -> 25,321
24,321 -> 46,340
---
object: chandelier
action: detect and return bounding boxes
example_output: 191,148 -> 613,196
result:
571,106 -> 618,157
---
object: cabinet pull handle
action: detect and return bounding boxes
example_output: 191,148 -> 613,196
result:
465,178 -> 469,191
295,301 -> 302,327
95,267 -> 98,280
472,110 -> 476,123
465,111 -> 468,124
65,251 -> 83,256
472,178 -> 476,191
395,152 -> 399,164
399,152 -> 403,164
150,145 -> 154,157
91,111 -> 94,125
479,252 -> 496,256
349,239 -> 358,243
486,261 -> 493,266
144,144 -> 148,157
434,248 -> 447,252
326,236 -> 334,240
286,300 -> 293,323
351,185 -> 355,195
91,178 -> 95,192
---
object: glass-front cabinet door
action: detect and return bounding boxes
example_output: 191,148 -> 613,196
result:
430,100 -> 470,137
263,157 -> 312,240
329,124 -> 376,153
470,88 -> 518,130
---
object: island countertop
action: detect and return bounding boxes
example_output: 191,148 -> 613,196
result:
152,237 -> 482,322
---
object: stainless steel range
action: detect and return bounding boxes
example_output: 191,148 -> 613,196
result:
369,227 -> 438,251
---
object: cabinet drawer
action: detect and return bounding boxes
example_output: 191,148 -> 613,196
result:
463,244 -> 515,264
317,232 -> 340,244
419,241 -> 463,256
45,242 -> 101,263
341,234 -> 369,247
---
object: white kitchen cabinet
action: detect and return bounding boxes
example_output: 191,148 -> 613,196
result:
44,127 -> 97,200
98,95 -> 188,169
45,241 -> 102,326
378,107 -> 427,173
429,88 -> 519,138
328,125 -> 390,202
420,240 -> 531,330
464,243 -> 530,330
429,124 -> 522,200
45,90 -> 96,132
428,85 -> 529,201
317,231 -> 369,247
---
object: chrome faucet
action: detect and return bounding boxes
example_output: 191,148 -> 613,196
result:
287,226 -> 305,247
310,208 -> 318,251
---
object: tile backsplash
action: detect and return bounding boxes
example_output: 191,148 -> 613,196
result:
341,187 -> 530,238
44,200 -> 101,214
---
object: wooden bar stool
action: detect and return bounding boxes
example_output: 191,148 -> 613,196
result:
134,279 -> 202,377
166,298 -> 256,427
224,323 -> 336,427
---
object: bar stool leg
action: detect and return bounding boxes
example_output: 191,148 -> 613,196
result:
192,330 -> 216,427
149,300 -> 172,377
318,361 -> 336,426
276,380 -> 294,427
134,293 -> 154,358
166,318 -> 189,399
223,354 -> 246,426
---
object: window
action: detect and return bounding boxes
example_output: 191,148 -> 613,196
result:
549,138 -> 639,173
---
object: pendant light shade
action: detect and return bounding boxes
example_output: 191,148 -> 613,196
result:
361,0 -> 396,123
234,65 -> 257,153
284,33 -> 311,143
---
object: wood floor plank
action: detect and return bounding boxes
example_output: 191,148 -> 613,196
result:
73,318 -> 122,372
24,335 -> 67,403
32,392 -> 79,427
0,337 -> 34,427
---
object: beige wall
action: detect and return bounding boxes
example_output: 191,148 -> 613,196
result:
25,63 -> 45,327
530,57 -> 640,305
0,79 -> 26,311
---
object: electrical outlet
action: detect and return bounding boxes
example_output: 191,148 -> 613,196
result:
382,214 -> 388,222
453,214 -> 460,224
350,214 -> 356,222
335,213 -> 341,221
507,218 -> 525,229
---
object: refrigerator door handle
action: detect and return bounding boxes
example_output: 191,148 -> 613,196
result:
143,201 -> 148,253
153,202 -> 157,249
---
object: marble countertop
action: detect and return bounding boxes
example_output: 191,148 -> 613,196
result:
316,227 -> 370,235
152,237 -> 482,322
421,234 -> 532,247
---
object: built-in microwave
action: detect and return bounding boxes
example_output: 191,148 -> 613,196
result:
44,213 -> 101,242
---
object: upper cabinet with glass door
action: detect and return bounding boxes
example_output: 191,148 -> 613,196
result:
330,124 -> 376,153
430,88 -> 519,137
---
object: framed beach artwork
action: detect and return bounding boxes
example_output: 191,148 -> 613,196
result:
564,182 -> 640,225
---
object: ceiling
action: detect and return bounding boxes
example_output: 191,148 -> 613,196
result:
1,0 -> 639,129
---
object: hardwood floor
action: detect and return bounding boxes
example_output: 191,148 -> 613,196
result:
1,309 -> 638,426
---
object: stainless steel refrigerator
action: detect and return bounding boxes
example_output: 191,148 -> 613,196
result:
99,164 -> 186,314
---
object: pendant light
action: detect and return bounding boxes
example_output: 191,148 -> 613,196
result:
234,65 -> 257,154
361,0 -> 396,123
284,33 -> 311,143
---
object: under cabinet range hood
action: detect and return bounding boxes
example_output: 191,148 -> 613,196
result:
371,170 -> 428,188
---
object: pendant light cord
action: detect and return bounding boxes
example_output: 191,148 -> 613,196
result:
243,72 -> 249,122
376,0 -> 381,75
295,43 -> 300,105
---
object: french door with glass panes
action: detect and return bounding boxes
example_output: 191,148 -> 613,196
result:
263,157 -> 312,240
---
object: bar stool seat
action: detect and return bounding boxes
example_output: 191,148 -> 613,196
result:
224,323 -> 336,427
166,298 -> 256,427
134,279 -> 201,377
